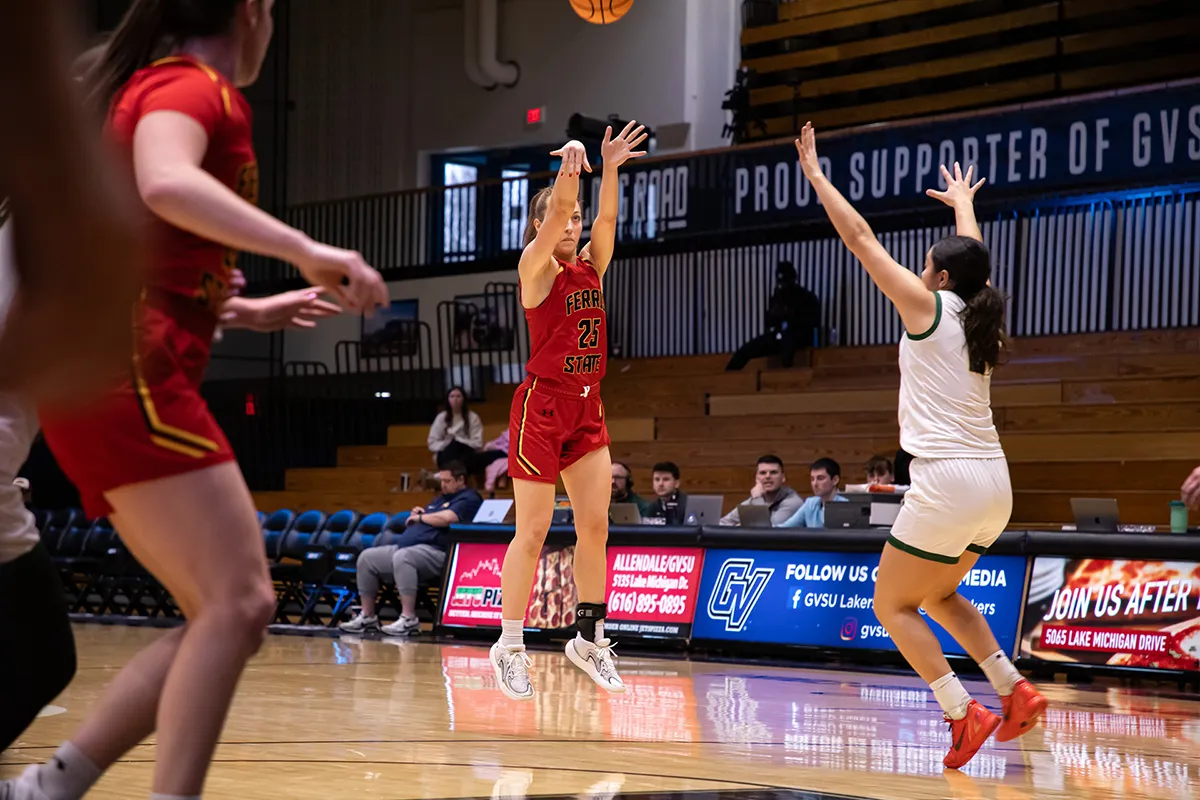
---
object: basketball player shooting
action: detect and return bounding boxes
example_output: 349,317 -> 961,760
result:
491,121 -> 648,700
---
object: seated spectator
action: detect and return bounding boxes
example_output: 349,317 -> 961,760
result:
642,461 -> 689,525
341,461 -> 482,636
720,455 -> 803,526
866,455 -> 894,486
611,461 -> 650,514
427,386 -> 483,470
480,429 -> 510,492
780,458 -> 848,528
726,260 -> 821,371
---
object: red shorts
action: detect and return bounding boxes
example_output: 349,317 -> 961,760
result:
508,377 -> 609,484
39,374 -> 234,519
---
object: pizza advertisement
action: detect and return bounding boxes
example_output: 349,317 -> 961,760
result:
1019,557 -> 1200,671
439,542 -> 575,630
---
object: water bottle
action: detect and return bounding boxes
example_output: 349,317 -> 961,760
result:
1170,500 -> 1188,533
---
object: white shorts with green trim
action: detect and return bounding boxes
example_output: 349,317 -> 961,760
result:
887,456 -> 1012,564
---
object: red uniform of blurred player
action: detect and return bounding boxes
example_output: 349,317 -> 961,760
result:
490,122 -> 648,701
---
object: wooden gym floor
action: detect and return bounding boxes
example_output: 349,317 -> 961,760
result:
3,625 -> 1198,799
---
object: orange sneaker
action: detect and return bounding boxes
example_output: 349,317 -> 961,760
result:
996,679 -> 1047,742
943,700 -> 1001,769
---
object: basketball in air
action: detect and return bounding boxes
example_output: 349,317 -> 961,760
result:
570,0 -> 634,25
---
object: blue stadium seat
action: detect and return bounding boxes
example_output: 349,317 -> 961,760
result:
39,509 -> 78,556
71,519 -> 117,613
311,511 -> 388,625
295,510 -> 360,625
271,510 -> 327,623
261,509 -> 295,561
314,509 -> 358,551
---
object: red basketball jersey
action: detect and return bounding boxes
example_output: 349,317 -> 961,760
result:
108,55 -> 259,382
522,255 -> 607,394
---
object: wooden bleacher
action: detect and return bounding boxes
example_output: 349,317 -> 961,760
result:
737,0 -> 1200,140
253,327 -> 1200,529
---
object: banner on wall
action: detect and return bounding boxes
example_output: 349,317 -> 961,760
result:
1019,557 -> 1200,671
440,542 -> 704,639
691,549 -> 1027,657
584,82 -> 1200,240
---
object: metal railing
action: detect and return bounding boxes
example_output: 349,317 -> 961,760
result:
435,283 -> 529,402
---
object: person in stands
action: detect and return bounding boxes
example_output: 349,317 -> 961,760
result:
427,386 -> 483,470
726,260 -> 821,371
866,455 -> 895,486
340,461 -> 482,637
642,461 -> 688,525
719,455 -> 803,526
780,457 -> 848,528
610,461 -> 649,515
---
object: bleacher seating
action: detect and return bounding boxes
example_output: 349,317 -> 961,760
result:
251,327 -> 1200,531
737,0 -> 1200,140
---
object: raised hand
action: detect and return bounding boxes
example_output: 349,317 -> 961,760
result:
550,140 -> 591,177
794,121 -> 823,181
926,162 -> 985,207
600,120 -> 649,169
294,241 -> 388,317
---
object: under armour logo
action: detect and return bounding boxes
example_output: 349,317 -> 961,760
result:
581,385 -> 591,398
541,409 -> 554,417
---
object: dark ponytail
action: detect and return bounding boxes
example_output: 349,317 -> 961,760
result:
521,186 -> 554,247
80,0 -> 241,119
929,235 -> 1011,374
961,285 -> 1009,374
81,0 -> 166,119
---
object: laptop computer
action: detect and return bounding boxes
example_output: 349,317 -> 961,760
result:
684,495 -> 724,526
737,503 -> 774,528
1071,497 -> 1120,532
609,503 -> 643,525
825,500 -> 872,529
472,498 -> 514,524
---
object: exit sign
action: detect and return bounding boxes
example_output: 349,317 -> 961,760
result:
525,106 -> 545,128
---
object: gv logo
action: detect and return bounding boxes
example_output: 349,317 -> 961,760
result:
707,558 -> 773,632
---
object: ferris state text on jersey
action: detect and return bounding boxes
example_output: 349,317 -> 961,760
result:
563,287 -> 606,377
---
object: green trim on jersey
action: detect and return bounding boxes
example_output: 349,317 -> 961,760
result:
886,534 -> 959,564
906,291 -> 942,341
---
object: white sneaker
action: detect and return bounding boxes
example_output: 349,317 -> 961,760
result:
0,765 -> 51,800
338,613 -> 378,633
565,635 -> 625,693
380,615 -> 420,636
490,641 -> 534,700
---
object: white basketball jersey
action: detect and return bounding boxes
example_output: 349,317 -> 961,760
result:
897,290 -> 1004,460
0,212 -> 42,565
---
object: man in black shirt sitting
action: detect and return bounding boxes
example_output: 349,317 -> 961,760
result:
726,260 -> 821,371
641,462 -> 689,526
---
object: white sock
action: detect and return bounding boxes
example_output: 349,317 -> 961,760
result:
38,742 -> 102,800
500,619 -> 524,649
930,672 -> 972,720
594,618 -> 605,644
980,650 -> 1022,696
